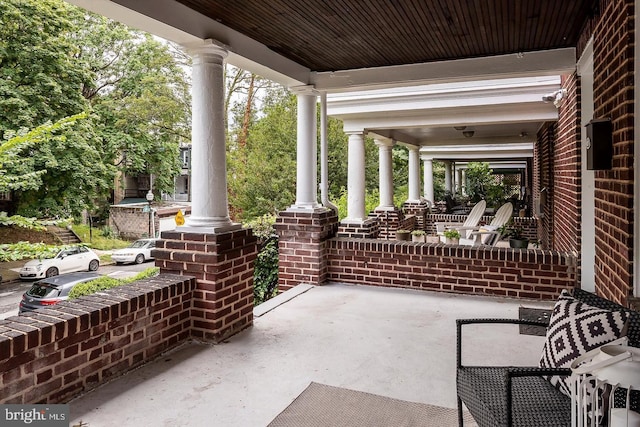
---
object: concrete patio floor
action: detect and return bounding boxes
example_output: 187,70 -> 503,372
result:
69,282 -> 554,427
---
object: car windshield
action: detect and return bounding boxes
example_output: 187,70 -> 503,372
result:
130,240 -> 148,248
26,283 -> 59,299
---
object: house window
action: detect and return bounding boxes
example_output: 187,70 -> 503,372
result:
180,148 -> 191,169
0,191 -> 11,201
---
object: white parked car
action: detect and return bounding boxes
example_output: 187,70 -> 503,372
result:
20,246 -> 100,280
111,238 -> 158,265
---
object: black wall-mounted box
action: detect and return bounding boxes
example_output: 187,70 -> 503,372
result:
586,118 -> 612,170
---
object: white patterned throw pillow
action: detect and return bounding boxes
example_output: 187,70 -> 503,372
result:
539,290 -> 629,396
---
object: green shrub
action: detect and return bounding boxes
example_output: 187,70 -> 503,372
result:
244,214 -> 277,242
0,242 -> 82,262
69,267 -> 160,299
254,236 -> 278,305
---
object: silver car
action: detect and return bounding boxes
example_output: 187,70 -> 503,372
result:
111,238 -> 158,265
19,272 -> 101,313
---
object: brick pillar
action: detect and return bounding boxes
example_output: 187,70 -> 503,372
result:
274,208 -> 338,292
402,200 -> 430,229
368,209 -> 403,239
154,229 -> 258,343
337,218 -> 379,238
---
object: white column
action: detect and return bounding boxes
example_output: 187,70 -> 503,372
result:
422,155 -> 434,203
444,161 -> 453,194
183,41 -> 237,231
290,86 -> 321,209
345,131 -> 366,221
375,138 -> 395,210
461,169 -> 467,196
407,145 -> 421,202
456,168 -> 463,195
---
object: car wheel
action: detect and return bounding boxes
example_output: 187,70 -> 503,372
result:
45,267 -> 59,278
88,259 -> 99,271
135,254 -> 145,264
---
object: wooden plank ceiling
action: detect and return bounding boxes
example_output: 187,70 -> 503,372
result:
176,0 -> 594,72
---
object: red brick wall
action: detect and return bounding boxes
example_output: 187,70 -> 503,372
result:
0,275 -> 195,404
327,239 -> 576,300
535,123 -> 556,250
591,0 -> 635,304
553,74 -> 582,254
155,229 -> 257,342
275,208 -> 339,291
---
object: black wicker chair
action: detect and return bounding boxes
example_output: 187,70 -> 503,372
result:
456,289 -> 640,427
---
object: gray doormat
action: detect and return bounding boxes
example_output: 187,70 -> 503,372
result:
267,382 -> 478,427
519,307 -> 552,336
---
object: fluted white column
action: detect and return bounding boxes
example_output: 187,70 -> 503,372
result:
290,86 -> 321,209
183,40 -> 237,231
422,155 -> 434,203
444,161 -> 453,194
407,145 -> 421,202
375,138 -> 395,210
345,131 -> 366,221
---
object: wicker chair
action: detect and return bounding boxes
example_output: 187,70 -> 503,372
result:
456,289 -> 640,427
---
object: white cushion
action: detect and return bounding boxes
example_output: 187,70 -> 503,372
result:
539,290 -> 629,396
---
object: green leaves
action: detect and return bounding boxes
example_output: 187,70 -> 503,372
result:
1,0 -> 191,216
68,266 -> 160,299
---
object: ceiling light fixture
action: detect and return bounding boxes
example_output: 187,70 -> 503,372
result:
520,132 -> 528,138
463,131 -> 474,138
454,126 -> 467,131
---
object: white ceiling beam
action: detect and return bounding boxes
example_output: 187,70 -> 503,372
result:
313,48 -> 576,92
341,103 -> 557,133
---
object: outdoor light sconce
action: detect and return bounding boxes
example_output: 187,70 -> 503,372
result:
542,89 -> 567,108
586,118 -> 613,170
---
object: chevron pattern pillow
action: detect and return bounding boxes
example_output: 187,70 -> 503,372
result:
539,290 -> 629,396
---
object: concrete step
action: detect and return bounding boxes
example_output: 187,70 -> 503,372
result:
47,226 -> 82,245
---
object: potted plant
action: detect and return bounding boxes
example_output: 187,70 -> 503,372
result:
411,229 -> 426,243
396,229 -> 411,241
500,223 -> 529,249
443,229 -> 461,245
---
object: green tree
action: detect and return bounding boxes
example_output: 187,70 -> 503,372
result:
227,87 -> 379,221
0,0 -> 90,132
1,0 -> 191,216
465,162 -> 506,208
228,89 -> 297,219
9,114 -> 115,218
75,14 -> 191,196
0,113 -> 88,193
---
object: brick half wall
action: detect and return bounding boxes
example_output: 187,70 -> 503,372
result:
0,274 -> 195,404
327,238 -> 577,300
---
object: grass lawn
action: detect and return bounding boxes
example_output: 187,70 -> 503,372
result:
72,224 -> 131,250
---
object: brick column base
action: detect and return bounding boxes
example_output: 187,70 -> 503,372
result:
274,208 -> 338,292
402,200 -> 430,230
337,218 -> 379,238
155,228 -> 258,343
368,209 -> 404,239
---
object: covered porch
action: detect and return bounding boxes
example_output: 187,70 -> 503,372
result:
1,1 -> 637,425
68,283 -> 552,426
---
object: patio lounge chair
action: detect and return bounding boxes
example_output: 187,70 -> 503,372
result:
458,202 -> 513,246
435,200 -> 487,242
456,288 -> 640,427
